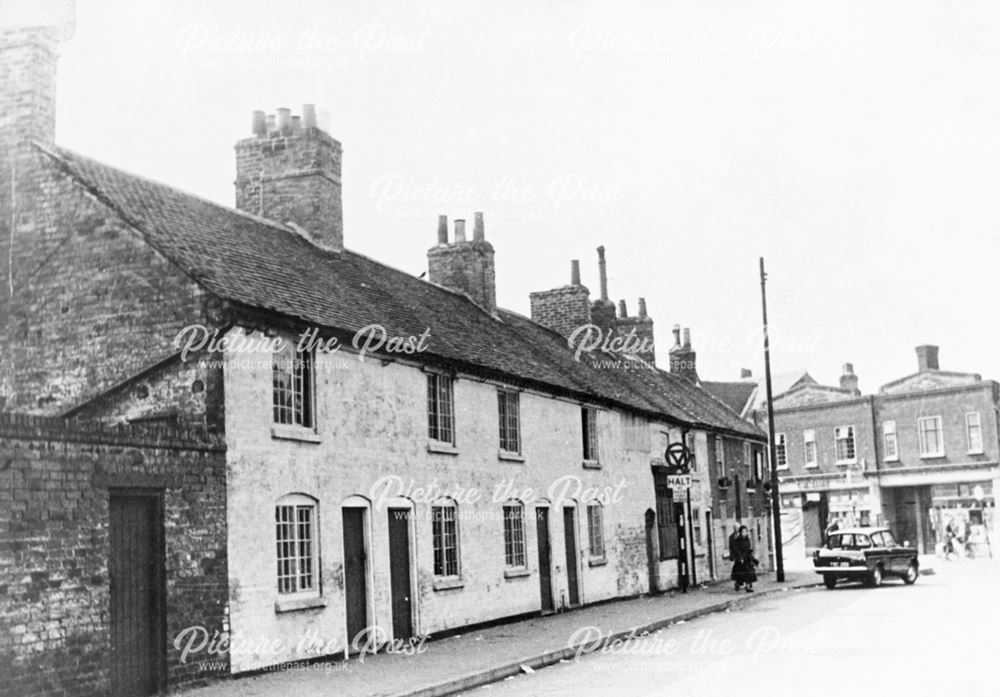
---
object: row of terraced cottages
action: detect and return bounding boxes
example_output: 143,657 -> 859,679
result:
0,25 -> 768,696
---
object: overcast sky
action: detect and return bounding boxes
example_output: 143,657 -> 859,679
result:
47,0 -> 1000,390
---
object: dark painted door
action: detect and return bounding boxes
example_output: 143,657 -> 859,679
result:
342,508 -> 368,649
387,508 -> 413,640
563,507 -> 580,606
109,493 -> 164,697
536,507 -> 554,613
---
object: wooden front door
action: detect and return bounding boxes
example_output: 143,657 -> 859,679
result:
342,508 -> 368,649
535,507 -> 554,613
387,508 -> 413,640
563,507 -> 580,607
109,493 -> 164,697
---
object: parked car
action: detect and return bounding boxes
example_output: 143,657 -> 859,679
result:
813,527 -> 919,589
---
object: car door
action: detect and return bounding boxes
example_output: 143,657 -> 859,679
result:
879,530 -> 905,573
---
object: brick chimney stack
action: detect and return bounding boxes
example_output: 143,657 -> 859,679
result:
427,212 -> 497,316
590,246 -> 616,330
234,104 -> 343,251
669,325 -> 698,383
916,345 -> 939,372
0,12 -> 58,158
529,260 -> 591,337
839,362 -> 860,395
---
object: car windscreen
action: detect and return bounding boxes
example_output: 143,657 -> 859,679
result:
826,533 -> 871,549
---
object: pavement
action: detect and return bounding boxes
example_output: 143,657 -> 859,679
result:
181,571 -> 819,697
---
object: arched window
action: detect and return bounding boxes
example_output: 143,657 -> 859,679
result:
431,498 -> 460,578
502,500 -> 526,569
275,494 -> 319,596
587,501 -> 605,560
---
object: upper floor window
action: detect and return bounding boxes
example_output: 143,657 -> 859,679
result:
966,412 -> 984,454
917,416 -> 944,458
715,436 -> 726,477
883,421 -> 898,461
275,494 -> 318,596
497,389 -> 521,454
427,373 -> 455,444
432,500 -> 460,577
743,441 -> 753,480
502,502 -> 526,569
775,433 -> 788,469
834,426 -> 856,464
581,407 -> 599,462
272,344 -> 315,429
587,502 -> 605,559
753,449 -> 764,482
686,432 -> 698,472
803,429 -> 817,467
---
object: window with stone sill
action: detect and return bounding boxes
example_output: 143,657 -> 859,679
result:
917,416 -> 944,458
581,406 -> 599,463
275,494 -> 319,599
272,343 -> 315,431
502,501 -> 526,569
835,425 -> 856,464
883,421 -> 898,461
497,388 -> 521,455
966,412 -> 984,454
427,373 -> 455,445
432,500 -> 461,578
587,501 -> 605,560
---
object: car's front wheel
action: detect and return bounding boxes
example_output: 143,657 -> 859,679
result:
823,574 -> 837,590
867,565 -> 883,588
903,562 -> 918,585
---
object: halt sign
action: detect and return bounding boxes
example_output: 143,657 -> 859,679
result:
666,474 -> 691,490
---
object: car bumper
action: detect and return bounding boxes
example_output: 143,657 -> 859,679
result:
814,566 -> 870,574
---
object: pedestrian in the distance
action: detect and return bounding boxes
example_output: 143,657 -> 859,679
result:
731,525 -> 757,592
728,526 -> 742,589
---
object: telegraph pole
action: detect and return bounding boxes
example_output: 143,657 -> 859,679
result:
760,257 -> 785,582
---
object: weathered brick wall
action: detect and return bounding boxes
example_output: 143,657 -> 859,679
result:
529,284 -> 592,338
0,414 -> 228,697
426,239 -> 497,314
0,147 -> 217,423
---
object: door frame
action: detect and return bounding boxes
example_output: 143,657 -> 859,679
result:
535,503 -> 555,614
562,503 -> 582,608
108,488 -> 167,696
341,496 -> 374,652
385,496 -> 418,640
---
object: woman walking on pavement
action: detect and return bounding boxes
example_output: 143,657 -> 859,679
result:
731,525 -> 758,593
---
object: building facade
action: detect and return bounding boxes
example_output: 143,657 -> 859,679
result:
751,349 -> 999,559
0,21 -> 768,695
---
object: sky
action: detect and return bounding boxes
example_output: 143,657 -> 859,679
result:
37,0 -> 1000,389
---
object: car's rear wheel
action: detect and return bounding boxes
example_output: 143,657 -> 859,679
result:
903,562 -> 918,585
867,565 -> 883,588
823,574 -> 837,590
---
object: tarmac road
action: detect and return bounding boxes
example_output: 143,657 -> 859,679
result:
464,560 -> 999,697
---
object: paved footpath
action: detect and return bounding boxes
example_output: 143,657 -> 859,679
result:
182,572 -> 820,697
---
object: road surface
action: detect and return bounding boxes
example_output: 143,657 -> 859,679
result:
464,560 -> 999,697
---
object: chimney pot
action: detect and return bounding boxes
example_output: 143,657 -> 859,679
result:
454,219 -> 467,243
302,104 -> 317,129
597,246 -> 609,301
618,300 -> 628,318
682,327 -> 691,348
437,215 -> 449,244
571,260 -> 581,285
638,298 -> 648,318
276,107 -> 291,134
842,362 -> 854,375
266,113 -> 276,133
672,324 -> 681,346
251,110 -> 267,137
291,115 -> 302,131
740,368 -> 753,379
473,212 -> 485,241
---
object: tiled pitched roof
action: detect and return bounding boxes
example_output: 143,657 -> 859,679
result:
701,381 -> 757,416
41,144 -> 763,439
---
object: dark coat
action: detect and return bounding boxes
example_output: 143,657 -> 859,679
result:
730,535 -> 757,583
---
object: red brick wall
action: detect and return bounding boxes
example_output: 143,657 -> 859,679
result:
0,414 -> 228,697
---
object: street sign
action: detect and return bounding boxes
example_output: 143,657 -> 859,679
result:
665,442 -> 691,472
666,474 -> 691,490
